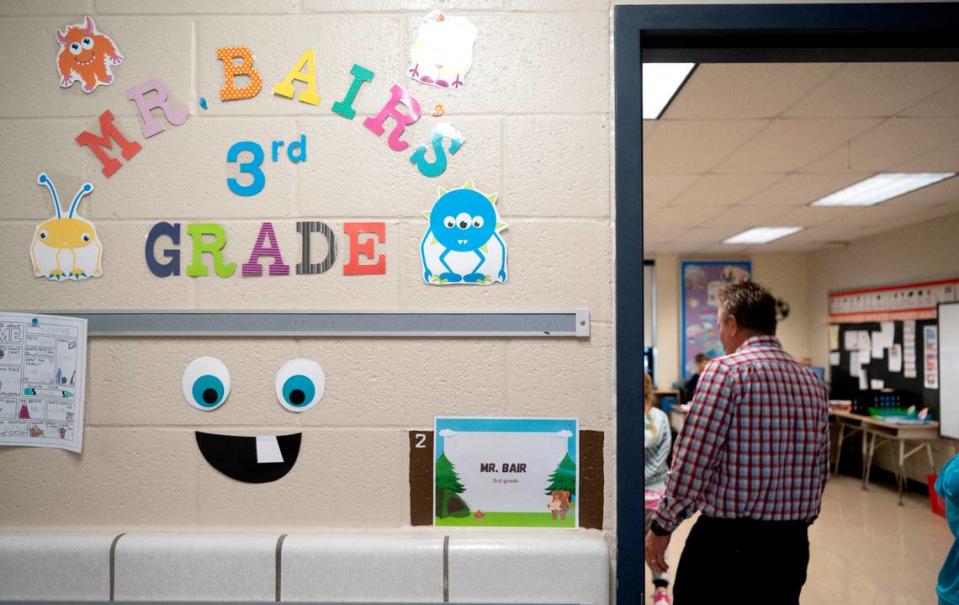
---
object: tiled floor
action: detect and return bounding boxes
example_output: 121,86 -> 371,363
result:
644,475 -> 952,604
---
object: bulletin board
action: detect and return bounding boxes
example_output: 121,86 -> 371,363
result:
679,260 -> 750,378
828,319 -> 939,414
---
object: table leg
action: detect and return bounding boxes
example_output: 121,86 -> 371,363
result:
864,433 -> 877,490
927,442 -> 936,473
861,430 -> 870,490
897,439 -> 906,506
834,423 -> 845,475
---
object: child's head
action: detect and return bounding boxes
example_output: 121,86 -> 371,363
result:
695,352 -> 709,373
643,372 -> 655,415
644,373 -> 657,438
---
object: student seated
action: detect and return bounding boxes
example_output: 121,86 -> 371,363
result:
682,353 -> 710,401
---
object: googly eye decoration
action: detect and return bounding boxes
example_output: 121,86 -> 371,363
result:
275,358 -> 325,413
182,357 -> 231,411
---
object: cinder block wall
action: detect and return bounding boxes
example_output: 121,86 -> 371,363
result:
0,0 -> 613,530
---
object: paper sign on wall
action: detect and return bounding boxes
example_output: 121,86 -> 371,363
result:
420,181 -> 507,285
434,417 -> 578,528
0,313 -> 87,452
829,325 -> 840,351
889,344 -> 903,373
925,325 -> 939,389
408,10 -> 477,89
56,16 -> 123,93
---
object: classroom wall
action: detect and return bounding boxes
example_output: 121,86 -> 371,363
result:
807,211 -> 959,479
0,0 -> 613,530
648,252 -> 810,389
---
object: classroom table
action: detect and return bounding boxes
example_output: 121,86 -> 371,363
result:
669,406 -> 937,506
830,409 -> 939,505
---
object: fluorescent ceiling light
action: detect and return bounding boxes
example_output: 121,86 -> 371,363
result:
643,63 -> 695,119
722,227 -> 803,245
811,172 -> 956,207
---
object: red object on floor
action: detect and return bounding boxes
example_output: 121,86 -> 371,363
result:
929,474 -> 947,518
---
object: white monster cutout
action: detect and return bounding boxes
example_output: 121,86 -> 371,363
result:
408,10 -> 477,90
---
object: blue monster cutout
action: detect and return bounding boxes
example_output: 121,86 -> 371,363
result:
420,181 -> 508,285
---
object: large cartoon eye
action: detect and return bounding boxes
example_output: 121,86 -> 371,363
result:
81,37 -> 93,49
472,216 -> 484,228
39,231 -> 47,240
443,216 -> 455,228
456,212 -> 471,229
69,42 -> 81,55
81,233 -> 91,242
182,357 -> 231,411
275,358 -> 325,412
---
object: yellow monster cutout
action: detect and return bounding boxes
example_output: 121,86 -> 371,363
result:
31,173 -> 102,281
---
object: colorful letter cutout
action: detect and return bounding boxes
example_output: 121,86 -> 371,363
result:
186,224 -> 236,278
242,222 -> 290,277
331,64 -> 374,120
75,110 -> 142,177
363,85 -> 421,152
273,49 -> 320,106
410,122 -> 465,178
217,46 -> 262,101
343,223 -> 386,275
125,79 -> 189,138
145,222 -> 181,277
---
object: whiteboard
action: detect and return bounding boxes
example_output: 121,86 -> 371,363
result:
940,302 -> 959,440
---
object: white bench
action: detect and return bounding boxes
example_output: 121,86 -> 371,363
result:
0,531 -> 610,603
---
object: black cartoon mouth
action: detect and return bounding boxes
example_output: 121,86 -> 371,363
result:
195,431 -> 301,483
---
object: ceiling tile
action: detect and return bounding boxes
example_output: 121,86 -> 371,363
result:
848,118 -> 959,171
774,206 -> 854,227
669,173 -> 783,207
800,145 -> 852,173
783,62 -> 959,118
715,119 -> 878,173
645,204 -> 728,230
643,174 -> 701,207
682,227 -> 730,244
663,63 -> 843,119
895,139 -> 959,172
902,80 -> 959,117
642,119 -> 768,173
851,200 -> 956,229
740,172 -> 873,206
705,204 -> 798,227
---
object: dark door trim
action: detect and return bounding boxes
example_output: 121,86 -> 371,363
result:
614,4 -> 959,603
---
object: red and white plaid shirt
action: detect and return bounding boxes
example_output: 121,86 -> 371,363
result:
653,335 -> 830,533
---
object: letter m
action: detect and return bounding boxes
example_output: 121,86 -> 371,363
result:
75,110 -> 142,177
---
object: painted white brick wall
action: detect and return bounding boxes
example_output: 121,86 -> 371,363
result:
0,1 -> 615,533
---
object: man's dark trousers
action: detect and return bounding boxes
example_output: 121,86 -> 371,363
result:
672,515 -> 810,605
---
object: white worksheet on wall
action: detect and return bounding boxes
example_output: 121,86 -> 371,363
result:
0,313 -> 87,452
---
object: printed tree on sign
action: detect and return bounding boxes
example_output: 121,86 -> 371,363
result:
435,452 -> 470,518
545,453 -> 576,497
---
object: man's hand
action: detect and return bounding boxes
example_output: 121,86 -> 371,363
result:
645,530 -> 671,574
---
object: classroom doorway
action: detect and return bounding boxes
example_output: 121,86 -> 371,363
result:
615,5 -> 959,604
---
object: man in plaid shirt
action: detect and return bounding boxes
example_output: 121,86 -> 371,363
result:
646,281 -> 829,605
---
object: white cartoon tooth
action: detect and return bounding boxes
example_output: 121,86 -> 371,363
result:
256,435 -> 283,464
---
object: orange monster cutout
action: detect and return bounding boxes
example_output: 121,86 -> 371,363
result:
56,16 -> 123,94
